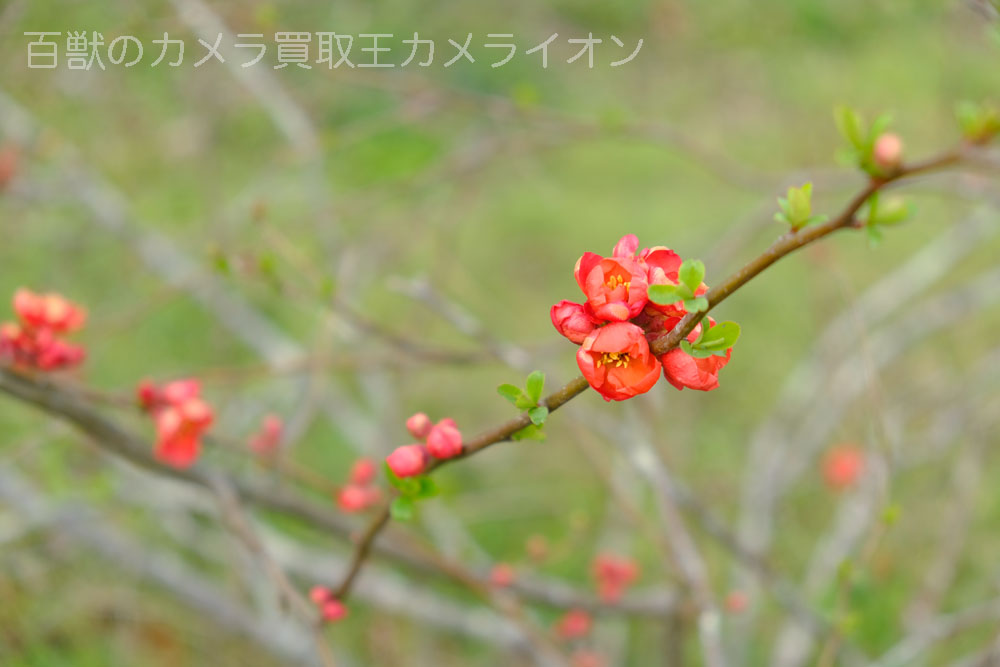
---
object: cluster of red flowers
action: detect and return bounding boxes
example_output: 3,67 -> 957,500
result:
592,553 -> 640,603
337,458 -> 382,512
385,412 -> 463,478
551,235 -> 733,400
137,378 -> 215,469
0,289 -> 86,371
310,586 -> 347,623
248,414 -> 284,456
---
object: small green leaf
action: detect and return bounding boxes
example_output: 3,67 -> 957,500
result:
834,106 -> 864,149
528,406 -> 549,426
525,371 -> 545,404
683,296 -> 709,313
415,476 -> 439,499
678,259 -> 706,293
870,197 -> 912,226
512,424 -> 546,441
647,283 -> 688,306
390,496 -> 415,521
497,384 -> 525,406
383,462 -> 403,489
700,321 -> 741,349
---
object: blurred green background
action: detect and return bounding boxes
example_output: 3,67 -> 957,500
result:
1,1 -> 999,665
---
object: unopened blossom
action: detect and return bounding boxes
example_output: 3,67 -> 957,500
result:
349,458 -> 377,486
337,484 -> 381,513
823,444 -> 865,490
555,609 -> 592,640
574,237 -> 649,321
489,563 -> 516,588
386,444 -> 427,478
0,144 -> 18,190
426,418 -> 463,459
550,300 -> 599,344
873,133 -> 903,172
659,319 -> 732,392
577,322 -> 661,401
405,412 -> 433,439
309,586 -> 347,622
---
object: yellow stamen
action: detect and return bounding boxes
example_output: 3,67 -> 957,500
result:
597,352 -> 630,368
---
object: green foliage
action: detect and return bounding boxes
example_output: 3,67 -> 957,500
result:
498,370 -> 549,439
384,463 -> 439,521
648,258 -> 710,313
956,100 -> 1000,144
834,106 -> 893,175
680,318 -> 741,358
774,182 -> 828,230
861,192 -> 914,246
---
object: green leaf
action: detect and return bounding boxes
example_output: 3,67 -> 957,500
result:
415,476 -> 439,499
869,113 -> 893,144
390,496 -> 415,521
834,106 -> 864,149
525,371 -> 545,404
497,384 -> 525,406
699,321 -> 741,349
383,462 -> 403,489
647,283 -> 688,306
678,259 -> 706,293
528,406 -> 549,426
512,424 -> 546,441
683,296 -> 709,313
870,197 -> 912,226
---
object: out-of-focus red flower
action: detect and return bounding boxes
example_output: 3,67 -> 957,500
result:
574,236 -> 650,322
725,590 -> 749,614
426,418 -> 463,459
337,484 -> 381,513
309,586 -> 348,622
592,553 -> 640,603
349,458 -> 377,486
577,322 -> 661,401
0,144 -> 19,191
571,650 -> 607,667
489,563 -> 516,588
551,300 -> 600,344
386,444 -> 427,478
405,412 -> 433,439
1,289 -> 87,372
823,445 -> 865,490
659,319 -> 732,392
249,414 -> 283,455
555,609 -> 592,640
138,378 -> 214,469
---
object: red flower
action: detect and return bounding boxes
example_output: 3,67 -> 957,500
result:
13,289 -> 87,334
249,414 -> 283,455
337,484 -> 381,513
574,236 -> 649,322
426,418 -> 463,459
140,378 -> 214,469
1,289 -> 87,372
489,563 -> 516,588
577,322 -> 661,401
592,553 -> 640,603
550,300 -> 599,344
386,444 -> 428,478
309,587 -> 348,623
349,458 -> 377,486
555,609 -> 592,640
659,320 -> 731,392
823,445 -> 864,490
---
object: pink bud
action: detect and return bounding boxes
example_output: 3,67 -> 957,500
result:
489,563 -> 516,588
349,458 -> 376,486
725,590 -> 749,614
550,300 -> 598,344
386,444 -> 427,478
823,445 -> 865,491
337,484 -> 372,513
321,598 -> 348,622
310,586 -> 331,605
406,412 -> 433,439
136,379 -> 159,411
873,133 -> 903,171
162,379 -> 201,406
555,609 -> 592,640
426,419 -> 463,459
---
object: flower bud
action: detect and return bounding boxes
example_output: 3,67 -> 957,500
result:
386,444 -> 427,478
406,412 -> 433,439
823,445 -> 865,490
337,484 -> 372,513
555,609 -> 592,640
320,599 -> 348,622
550,300 -> 599,344
426,419 -> 463,459
489,563 -> 516,588
349,457 -> 377,486
873,133 -> 903,171
310,586 -> 331,605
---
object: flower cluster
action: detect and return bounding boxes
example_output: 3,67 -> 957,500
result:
337,458 -> 382,513
137,378 -> 215,468
591,553 -> 639,603
248,414 -> 284,456
385,412 -> 463,478
552,235 -> 733,400
309,586 -> 347,623
0,289 -> 86,371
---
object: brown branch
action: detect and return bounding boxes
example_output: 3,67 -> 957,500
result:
331,144 -> 969,604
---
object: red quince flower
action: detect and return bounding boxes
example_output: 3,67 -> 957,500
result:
309,587 -> 348,622
823,444 -> 865,490
1,289 -> 87,372
249,414 -> 283,455
13,288 -> 87,334
349,458 -> 377,486
426,418 -> 463,459
489,563 -> 516,588
386,444 -> 428,478
405,412 -> 433,439
555,609 -> 592,640
550,300 -> 600,344
337,484 -> 381,513
574,236 -> 649,321
592,553 -> 640,603
577,322 -> 661,401
659,319 -> 731,392
141,379 -> 214,469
